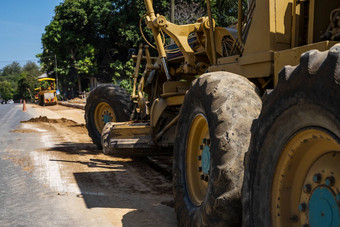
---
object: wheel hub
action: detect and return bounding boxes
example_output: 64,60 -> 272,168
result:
186,114 -> 210,206
201,143 -> 210,175
271,129 -> 340,226
103,111 -> 113,123
308,187 -> 339,227
94,102 -> 116,133
299,152 -> 340,227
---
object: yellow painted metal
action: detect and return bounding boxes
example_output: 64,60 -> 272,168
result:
308,0 -> 315,44
271,129 -> 340,226
105,121 -> 151,138
144,0 -> 166,58
291,0 -> 297,48
94,102 -> 116,134
186,114 -> 209,206
37,77 -> 58,105
162,81 -> 191,95
132,44 -> 144,99
206,0 -> 217,65
150,95 -> 184,127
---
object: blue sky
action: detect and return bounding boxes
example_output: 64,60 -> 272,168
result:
0,0 -> 62,69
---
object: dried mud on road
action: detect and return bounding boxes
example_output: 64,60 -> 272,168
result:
9,104 -> 177,226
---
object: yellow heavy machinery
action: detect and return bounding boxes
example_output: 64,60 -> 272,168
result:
37,78 -> 58,106
85,0 -> 340,226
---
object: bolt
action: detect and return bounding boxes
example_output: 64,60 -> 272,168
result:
198,167 -> 202,172
298,203 -> 307,212
289,214 -> 299,222
198,156 -> 202,160
325,176 -> 335,186
313,173 -> 322,183
204,175 -> 209,182
303,184 -> 311,193
289,215 -> 298,222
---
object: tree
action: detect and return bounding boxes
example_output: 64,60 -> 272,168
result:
39,0 -> 169,94
0,61 -> 40,100
209,0 -> 247,26
17,71 -> 39,100
1,62 -> 21,78
0,81 -> 14,100
39,0 -> 242,97
171,0 -> 205,24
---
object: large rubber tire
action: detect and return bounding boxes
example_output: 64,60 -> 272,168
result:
85,85 -> 132,149
243,44 -> 340,226
173,72 -> 262,226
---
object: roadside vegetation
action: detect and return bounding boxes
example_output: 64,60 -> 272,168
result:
0,61 -> 40,101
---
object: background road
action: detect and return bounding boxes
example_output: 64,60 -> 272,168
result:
0,104 -> 176,227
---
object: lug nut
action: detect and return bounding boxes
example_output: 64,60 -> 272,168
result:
325,176 -> 335,186
303,184 -> 311,193
298,203 -> 307,212
289,215 -> 298,222
313,173 -> 322,183
204,175 -> 209,182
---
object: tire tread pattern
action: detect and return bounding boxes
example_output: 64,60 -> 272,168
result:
173,72 -> 261,226
242,44 -> 340,226
85,85 -> 132,149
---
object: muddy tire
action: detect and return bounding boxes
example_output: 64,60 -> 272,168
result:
173,72 -> 261,226
85,85 -> 132,149
243,44 -> 340,226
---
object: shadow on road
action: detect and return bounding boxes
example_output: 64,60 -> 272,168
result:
46,142 -> 100,155
46,142 -> 176,226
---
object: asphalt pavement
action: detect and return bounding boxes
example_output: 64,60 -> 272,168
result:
0,104 -> 105,226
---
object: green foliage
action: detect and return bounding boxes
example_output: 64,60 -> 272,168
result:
17,72 -> 39,100
0,81 -> 14,100
110,59 -> 135,93
40,81 -> 51,90
0,61 -> 40,100
38,0 -> 241,96
208,0 -> 247,26
119,79 -> 133,94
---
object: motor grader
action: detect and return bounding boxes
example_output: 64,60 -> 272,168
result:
85,0 -> 340,226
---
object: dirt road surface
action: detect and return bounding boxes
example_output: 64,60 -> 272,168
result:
4,103 -> 177,226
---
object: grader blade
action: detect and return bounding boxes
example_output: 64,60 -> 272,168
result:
101,121 -> 171,156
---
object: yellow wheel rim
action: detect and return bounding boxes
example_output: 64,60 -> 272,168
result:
186,114 -> 210,206
271,128 -> 340,226
94,102 -> 116,134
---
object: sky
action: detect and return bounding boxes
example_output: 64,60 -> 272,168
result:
0,0 -> 63,69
